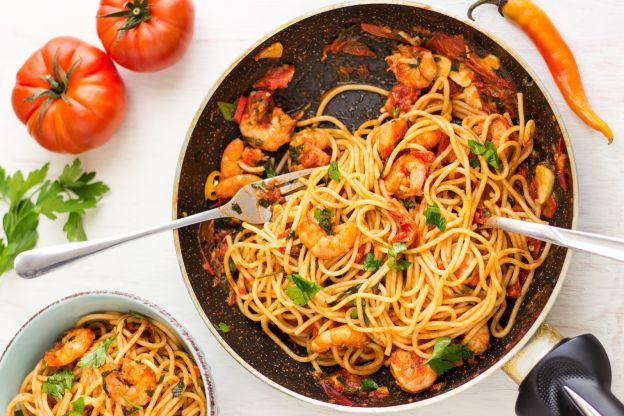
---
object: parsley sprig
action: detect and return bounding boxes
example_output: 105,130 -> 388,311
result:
388,242 -> 411,271
467,140 -> 501,171
285,274 -> 322,306
328,161 -> 342,182
77,334 -> 116,368
424,203 -> 447,232
362,252 -> 382,272
64,397 -> 85,416
42,368 -> 74,400
427,337 -> 473,375
0,159 -> 109,275
314,208 -> 334,235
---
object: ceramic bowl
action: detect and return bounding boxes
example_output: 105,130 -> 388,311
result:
0,291 -> 216,415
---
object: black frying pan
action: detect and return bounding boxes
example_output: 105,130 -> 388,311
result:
172,2 -> 622,414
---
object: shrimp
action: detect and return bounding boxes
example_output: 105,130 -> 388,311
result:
464,324 -> 490,355
239,90 -> 296,152
373,119 -> 407,159
103,358 -> 157,408
215,174 -> 261,199
385,45 -> 438,89
297,207 -> 360,260
290,129 -> 332,171
43,328 -> 95,367
473,117 -> 512,149
220,138 -> 265,178
384,151 -> 433,198
413,130 -> 448,150
310,325 -> 369,353
389,350 -> 438,394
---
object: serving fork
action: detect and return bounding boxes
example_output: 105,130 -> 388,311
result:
14,168 -> 315,279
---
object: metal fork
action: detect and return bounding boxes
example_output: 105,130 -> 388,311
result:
14,168 -> 315,279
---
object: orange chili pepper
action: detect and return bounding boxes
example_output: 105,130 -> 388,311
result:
468,0 -> 613,142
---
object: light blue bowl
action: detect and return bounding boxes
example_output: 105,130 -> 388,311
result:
0,291 -> 216,415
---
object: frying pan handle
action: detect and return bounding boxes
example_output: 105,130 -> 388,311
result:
503,322 -> 624,415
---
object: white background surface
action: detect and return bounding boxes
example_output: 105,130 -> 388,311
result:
1,0 -> 623,414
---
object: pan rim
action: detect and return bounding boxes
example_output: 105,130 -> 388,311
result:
172,0 -> 579,412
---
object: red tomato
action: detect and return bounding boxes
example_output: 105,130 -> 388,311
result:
12,37 -> 126,154
97,0 -> 195,72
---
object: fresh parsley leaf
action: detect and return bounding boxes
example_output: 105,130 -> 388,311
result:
260,159 -> 277,178
451,60 -> 460,71
65,397 -> 85,416
172,380 -> 185,397
401,197 -> 415,209
118,388 -> 142,409
388,242 -> 411,271
350,299 -> 370,324
427,337 -> 473,375
289,144 -> 304,165
424,203 -> 446,232
328,161 -> 342,182
251,182 -> 268,192
359,378 -> 379,391
285,229 -> 295,240
77,334 -> 116,368
469,156 -> 481,169
217,99 -> 239,121
14,410 -> 24,416
0,160 -> 109,275
392,106 -> 400,118
229,258 -> 237,274
217,322 -> 231,333
231,202 -> 242,214
467,140 -> 501,171
313,208 -> 334,235
363,252 -> 382,272
285,274 -> 321,306
328,283 -> 362,306
42,368 -> 74,400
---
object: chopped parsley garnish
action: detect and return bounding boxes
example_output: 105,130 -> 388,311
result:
469,156 -> 481,169
328,283 -> 362,306
217,99 -> 239,121
392,106 -> 400,118
285,273 -> 322,306
359,378 -> 379,391
285,229 -> 295,240
467,140 -> 501,171
328,161 -> 342,182
424,203 -> 447,232
172,380 -> 185,397
118,388 -> 143,410
231,202 -> 242,214
65,397 -> 85,416
289,144 -> 304,165
401,197 -> 415,209
363,252 -> 382,272
259,159 -> 277,178
388,242 -> 411,271
451,60 -> 460,72
258,198 -> 272,208
15,410 -> 24,416
427,337 -> 473,375
77,334 -> 116,368
350,298 -> 370,324
217,322 -> 231,333
313,208 -> 334,235
42,368 -> 74,400
228,258 -> 237,274
251,181 -> 268,192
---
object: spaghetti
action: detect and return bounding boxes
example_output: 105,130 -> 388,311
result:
7,312 -> 206,416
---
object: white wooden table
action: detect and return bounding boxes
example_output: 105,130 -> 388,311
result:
1,1 -> 623,414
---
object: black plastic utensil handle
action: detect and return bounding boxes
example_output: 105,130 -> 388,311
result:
516,334 -> 624,415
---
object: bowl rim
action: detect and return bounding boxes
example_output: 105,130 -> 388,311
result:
0,290 -> 217,416
171,0 -> 579,412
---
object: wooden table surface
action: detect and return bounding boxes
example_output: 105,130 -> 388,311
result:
1,0 -> 623,414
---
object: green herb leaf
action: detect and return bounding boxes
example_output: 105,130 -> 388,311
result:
424,203 -> 447,232
258,198 -> 272,208
350,298 -> 370,325
251,182 -> 268,192
388,242 -> 407,257
285,229 -> 295,240
467,140 -> 501,171
289,144 -> 304,165
217,322 -> 231,333
285,274 -> 321,306
77,334 -> 116,368
387,242 -> 411,271
231,203 -> 242,214
363,252 -> 382,272
451,60 -> 460,72
401,197 -> 415,209
328,161 -> 342,182
14,410 -> 24,416
359,378 -> 379,391
118,388 -> 143,410
42,368 -> 74,400
172,380 -> 185,397
328,283 -> 362,307
427,336 -> 473,375
392,106 -> 400,118
259,159 -> 277,178
229,258 -> 237,274
469,156 -> 481,169
64,397 -> 85,416
217,99 -> 239,121
313,208 -> 334,235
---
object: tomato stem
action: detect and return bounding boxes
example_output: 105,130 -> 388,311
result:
98,0 -> 152,47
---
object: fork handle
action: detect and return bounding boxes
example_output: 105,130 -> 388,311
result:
13,207 -> 224,279
488,216 -> 624,263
